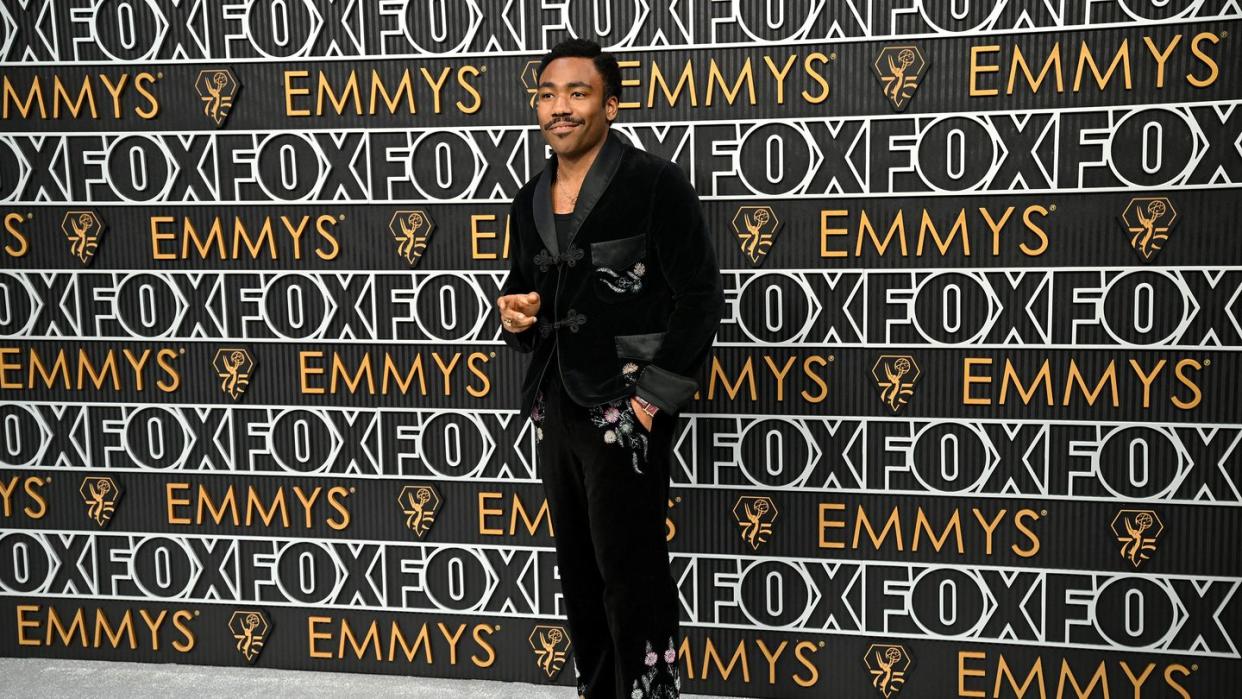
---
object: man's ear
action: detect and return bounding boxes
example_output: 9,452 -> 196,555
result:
604,95 -> 619,122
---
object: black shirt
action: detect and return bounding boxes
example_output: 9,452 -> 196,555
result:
544,211 -> 575,390
553,211 -> 572,251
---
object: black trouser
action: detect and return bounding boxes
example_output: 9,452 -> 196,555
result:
533,362 -> 682,699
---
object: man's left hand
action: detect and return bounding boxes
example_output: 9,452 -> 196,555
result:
630,397 -> 654,432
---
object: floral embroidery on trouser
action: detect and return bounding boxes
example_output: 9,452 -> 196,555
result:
531,389 -> 546,443
631,637 -> 680,698
587,396 -> 649,474
573,657 -> 587,698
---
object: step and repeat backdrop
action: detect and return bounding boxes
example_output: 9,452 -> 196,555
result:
2,1 -> 1241,697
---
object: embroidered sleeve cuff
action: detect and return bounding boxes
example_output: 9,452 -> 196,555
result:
635,364 -> 698,415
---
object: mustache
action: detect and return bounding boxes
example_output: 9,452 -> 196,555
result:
545,118 -> 581,129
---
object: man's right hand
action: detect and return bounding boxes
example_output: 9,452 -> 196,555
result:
497,292 -> 541,333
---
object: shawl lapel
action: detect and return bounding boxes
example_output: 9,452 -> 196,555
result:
531,130 -> 626,257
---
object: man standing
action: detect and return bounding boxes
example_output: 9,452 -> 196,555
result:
495,39 -> 725,699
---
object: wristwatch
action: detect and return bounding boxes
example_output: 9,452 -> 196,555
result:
633,396 -> 660,417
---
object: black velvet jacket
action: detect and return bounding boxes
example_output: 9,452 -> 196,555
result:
501,130 -> 726,421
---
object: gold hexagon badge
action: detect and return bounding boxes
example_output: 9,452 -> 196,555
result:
864,643 -> 913,698
529,624 -> 572,679
520,59 -> 542,109
228,609 -> 272,663
871,355 -> 921,413
388,209 -> 436,267
195,68 -> 242,127
1119,196 -> 1177,262
731,205 -> 781,267
1111,509 -> 1164,568
732,495 -> 778,550
397,484 -> 443,538
61,211 -> 105,264
79,476 -> 122,527
213,348 -> 257,400
873,45 -> 929,111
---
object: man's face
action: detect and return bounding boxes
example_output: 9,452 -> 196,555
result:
536,56 -> 618,159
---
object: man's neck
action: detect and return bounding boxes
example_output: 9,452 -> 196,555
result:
555,129 -> 609,184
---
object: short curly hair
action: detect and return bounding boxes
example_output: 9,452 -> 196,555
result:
537,38 -> 622,108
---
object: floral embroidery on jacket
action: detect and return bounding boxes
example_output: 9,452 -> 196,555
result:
622,362 -> 641,383
630,637 -> 680,699
587,395 -> 649,474
599,260 -> 646,294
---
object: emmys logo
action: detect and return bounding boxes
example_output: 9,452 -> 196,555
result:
1111,509 -> 1163,568
397,484 -> 442,538
388,210 -> 436,267
871,355 -> 922,413
520,60 -> 541,108
1119,197 -> 1177,262
60,211 -> 105,264
732,495 -> 778,550
195,69 -> 241,127
731,205 -> 781,267
529,625 -> 572,679
228,610 -> 271,663
864,643 -> 912,698
213,348 -> 256,400
79,476 -> 121,527
873,46 -> 929,111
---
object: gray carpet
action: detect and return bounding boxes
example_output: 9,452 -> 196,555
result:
0,657 -> 730,698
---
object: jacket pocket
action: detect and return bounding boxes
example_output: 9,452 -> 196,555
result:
615,331 -> 666,361
591,233 -> 647,268
591,233 -> 648,301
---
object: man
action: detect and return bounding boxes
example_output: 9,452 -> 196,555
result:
495,39 -> 725,699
